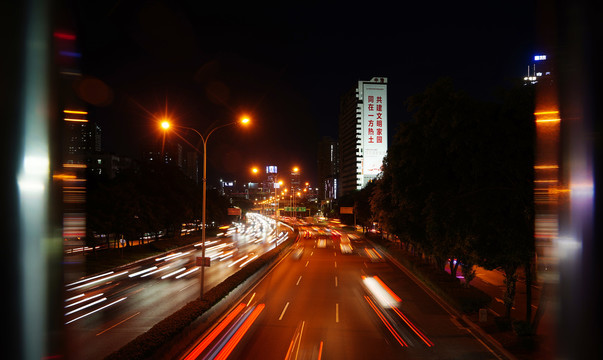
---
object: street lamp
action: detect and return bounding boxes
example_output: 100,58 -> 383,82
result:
161,115 -> 250,299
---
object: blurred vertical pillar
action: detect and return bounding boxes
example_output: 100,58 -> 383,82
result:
2,0 -> 64,358
555,1 -> 598,358
18,0 -> 52,357
535,0 -> 599,358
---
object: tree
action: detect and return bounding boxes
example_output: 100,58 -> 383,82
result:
372,78 -> 535,314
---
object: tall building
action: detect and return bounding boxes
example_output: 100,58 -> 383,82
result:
317,136 -> 338,201
338,76 -> 388,196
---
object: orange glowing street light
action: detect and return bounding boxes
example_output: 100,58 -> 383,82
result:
160,114 -> 250,299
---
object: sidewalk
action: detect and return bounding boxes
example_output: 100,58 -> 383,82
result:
449,264 -> 555,359
365,234 -> 555,359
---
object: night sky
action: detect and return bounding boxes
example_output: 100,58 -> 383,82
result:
67,1 -> 536,186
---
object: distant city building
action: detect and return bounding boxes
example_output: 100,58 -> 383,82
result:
91,153 -> 134,179
524,54 -> 554,85
290,167 -> 301,192
317,136 -> 339,201
338,76 -> 388,196
63,113 -> 101,165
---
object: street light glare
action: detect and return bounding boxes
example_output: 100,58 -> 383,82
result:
161,121 -> 170,130
241,117 -> 250,125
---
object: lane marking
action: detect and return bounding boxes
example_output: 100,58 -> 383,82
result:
296,276 -> 302,286
296,321 -> 305,359
279,302 -> 290,320
178,281 -> 197,292
305,260 -> 309,267
335,276 -> 338,288
336,303 -> 339,323
334,261 -> 337,268
96,311 -> 140,336
247,292 -> 256,306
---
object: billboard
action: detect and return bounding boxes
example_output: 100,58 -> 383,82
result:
340,206 -> 354,214
227,207 -> 241,216
361,82 -> 387,176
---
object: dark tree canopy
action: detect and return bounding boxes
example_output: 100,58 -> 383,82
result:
371,78 -> 534,315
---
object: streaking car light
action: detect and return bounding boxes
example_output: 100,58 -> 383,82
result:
129,266 -> 158,278
392,307 -> 434,347
141,265 -> 170,278
239,254 -> 259,268
64,293 -> 85,302
214,304 -> 265,360
229,255 -> 248,267
194,240 -> 219,247
175,266 -> 200,279
183,303 -> 246,360
362,276 -> 400,308
156,251 -> 191,262
64,296 -> 106,316
65,271 -> 114,288
66,271 -> 128,291
64,293 -> 104,309
364,296 -> 407,346
161,267 -> 187,279
373,276 -> 402,302
65,297 -> 127,325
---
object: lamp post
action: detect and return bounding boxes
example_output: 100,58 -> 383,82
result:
292,166 -> 299,218
274,180 -> 282,241
161,117 -> 249,299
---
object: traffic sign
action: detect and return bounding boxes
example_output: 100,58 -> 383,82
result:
196,256 -> 211,267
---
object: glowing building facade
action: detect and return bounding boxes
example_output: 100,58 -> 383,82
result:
338,77 -> 388,196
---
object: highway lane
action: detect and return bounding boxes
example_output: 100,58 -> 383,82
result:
183,227 -> 505,360
63,213 -> 287,360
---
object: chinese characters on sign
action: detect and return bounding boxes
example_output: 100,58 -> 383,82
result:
366,95 -> 384,145
362,82 -> 387,176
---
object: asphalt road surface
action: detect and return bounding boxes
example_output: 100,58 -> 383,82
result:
182,227 -> 506,360
63,213 -> 286,359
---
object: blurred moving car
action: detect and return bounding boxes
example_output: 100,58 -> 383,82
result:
292,247 -> 304,259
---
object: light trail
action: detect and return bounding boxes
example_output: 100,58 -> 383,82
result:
161,267 -> 187,279
64,293 -> 104,309
392,307 -> 434,347
128,266 -> 158,278
183,303 -> 246,360
175,266 -> 200,279
64,297 -> 107,316
228,255 -> 248,268
65,297 -> 127,325
364,295 -> 407,347
66,271 -> 128,291
214,304 -> 265,360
